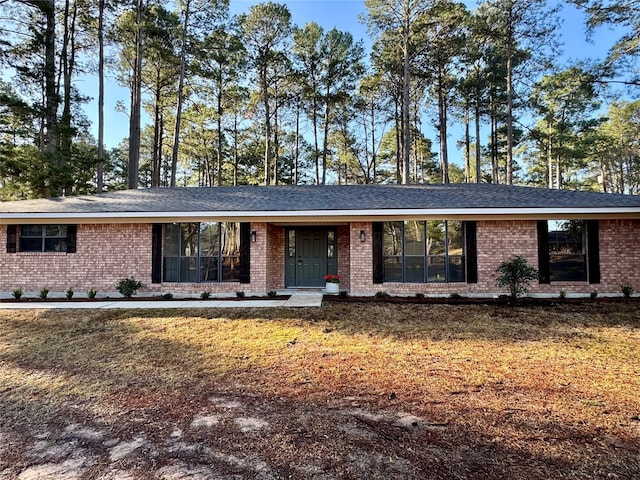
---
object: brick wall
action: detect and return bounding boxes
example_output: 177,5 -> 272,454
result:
337,225 -> 351,291
0,224 -> 152,294
2,219 -> 639,297
349,219 -> 640,296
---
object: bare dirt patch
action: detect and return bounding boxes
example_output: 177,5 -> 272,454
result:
1,302 -> 639,479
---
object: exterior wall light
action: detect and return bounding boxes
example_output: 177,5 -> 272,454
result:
359,230 -> 366,242
251,231 -> 257,242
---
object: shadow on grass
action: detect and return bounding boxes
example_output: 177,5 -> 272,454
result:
0,306 -> 638,479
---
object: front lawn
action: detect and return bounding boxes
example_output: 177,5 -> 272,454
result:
0,302 -> 638,479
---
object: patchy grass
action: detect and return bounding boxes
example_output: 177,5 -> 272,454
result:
0,302 -> 639,479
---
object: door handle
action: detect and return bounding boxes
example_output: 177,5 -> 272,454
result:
297,260 -> 304,266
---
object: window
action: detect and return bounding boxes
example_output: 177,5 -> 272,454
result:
8,225 -> 75,253
382,221 -> 465,283
538,220 -> 599,284
163,222 -> 240,283
548,220 -> 586,282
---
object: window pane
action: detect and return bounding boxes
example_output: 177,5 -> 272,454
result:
448,255 -> 465,283
164,224 -> 180,257
383,256 -> 403,282
404,221 -> 425,256
383,222 -> 403,256
427,221 -> 446,255
427,256 -> 446,282
45,225 -> 67,237
21,225 -> 43,237
550,254 -> 587,282
180,257 -> 198,282
200,223 -> 219,258
288,230 -> 296,257
447,221 -> 463,255
44,238 -> 66,252
222,257 -> 240,281
548,220 -> 584,253
200,256 -> 218,282
20,238 -> 43,252
163,257 -> 178,282
405,256 -> 425,283
221,223 -> 240,256
181,224 -> 198,257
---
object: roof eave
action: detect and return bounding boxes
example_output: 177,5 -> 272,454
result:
2,207 -> 640,224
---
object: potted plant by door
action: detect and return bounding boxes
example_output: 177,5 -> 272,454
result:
324,274 -> 341,294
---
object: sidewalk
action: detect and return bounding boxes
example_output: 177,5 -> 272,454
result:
0,292 -> 325,309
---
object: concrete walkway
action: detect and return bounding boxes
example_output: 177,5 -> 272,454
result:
0,292 -> 325,310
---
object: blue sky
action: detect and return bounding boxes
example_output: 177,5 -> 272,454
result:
91,0 -> 621,152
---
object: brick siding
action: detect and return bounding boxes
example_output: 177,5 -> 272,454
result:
2,219 -> 639,297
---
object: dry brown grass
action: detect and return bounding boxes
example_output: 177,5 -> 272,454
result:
1,301 -> 639,479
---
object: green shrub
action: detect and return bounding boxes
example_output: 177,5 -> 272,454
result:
39,288 -> 49,300
161,293 -> 173,300
449,292 -> 462,299
11,288 -> 23,300
338,290 -> 349,298
375,291 -> 389,299
590,290 -> 598,300
267,290 -> 277,297
621,284 -> 634,298
415,292 -> 425,299
66,288 -> 74,300
495,256 -> 539,300
236,291 -> 246,298
116,278 -> 144,298
87,289 -> 97,299
200,291 -> 211,300
559,290 -> 567,300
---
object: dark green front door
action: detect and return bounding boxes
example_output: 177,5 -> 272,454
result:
285,227 -> 337,287
296,229 -> 326,287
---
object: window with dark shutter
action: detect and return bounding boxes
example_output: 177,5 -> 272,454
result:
464,221 -> 477,284
6,225 -> 17,253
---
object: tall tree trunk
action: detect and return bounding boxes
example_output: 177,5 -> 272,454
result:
505,1 -> 514,185
151,81 -> 162,187
43,0 -> 58,179
474,76 -> 481,183
171,0 -> 191,188
371,101 -> 376,184
294,100 -> 300,185
464,100 -> 470,183
321,86 -> 331,185
394,97 -> 401,184
400,1 -> 411,185
97,0 -> 105,192
233,115 -> 239,186
261,61 -> 272,185
128,0 -> 145,190
547,122 -> 553,189
438,69 -> 449,184
216,84 -> 223,186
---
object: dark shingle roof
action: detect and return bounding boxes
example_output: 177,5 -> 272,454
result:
1,184 -> 639,217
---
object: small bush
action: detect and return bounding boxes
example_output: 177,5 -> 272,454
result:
236,291 -> 246,298
621,284 -> 634,298
559,290 -> 567,300
116,278 -> 144,298
415,292 -> 425,299
200,291 -> 211,300
66,288 -> 74,300
11,288 -> 23,300
495,256 -> 539,300
39,288 -> 49,300
161,293 -> 173,300
87,289 -> 97,299
267,290 -> 277,297
375,291 -> 389,299
590,290 -> 598,300
338,290 -> 349,298
449,293 -> 462,299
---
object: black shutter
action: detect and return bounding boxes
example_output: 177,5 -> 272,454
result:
66,225 -> 77,253
537,220 -> 550,284
152,224 -> 162,284
372,222 -> 384,284
239,222 -> 251,284
586,220 -> 600,284
464,221 -> 478,283
6,225 -> 17,253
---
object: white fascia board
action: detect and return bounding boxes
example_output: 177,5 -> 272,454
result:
2,207 -> 640,223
